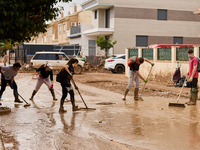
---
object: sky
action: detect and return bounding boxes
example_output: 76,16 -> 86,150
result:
56,0 -> 88,17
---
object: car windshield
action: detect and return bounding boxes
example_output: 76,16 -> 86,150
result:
113,55 -> 125,59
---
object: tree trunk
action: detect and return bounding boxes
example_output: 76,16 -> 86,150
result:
105,48 -> 108,58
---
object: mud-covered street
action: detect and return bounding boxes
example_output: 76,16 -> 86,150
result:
0,73 -> 200,150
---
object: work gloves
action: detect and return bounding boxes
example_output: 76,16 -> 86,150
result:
50,84 -> 53,89
1,74 -> 5,79
144,79 -> 147,83
151,63 -> 154,66
39,75 -> 43,79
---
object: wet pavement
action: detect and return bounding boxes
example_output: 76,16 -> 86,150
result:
0,73 -> 200,150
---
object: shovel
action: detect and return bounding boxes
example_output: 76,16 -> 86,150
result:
168,79 -> 186,108
71,78 -> 96,110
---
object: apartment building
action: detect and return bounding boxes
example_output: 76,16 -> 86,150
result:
28,5 -> 85,46
81,0 -> 200,55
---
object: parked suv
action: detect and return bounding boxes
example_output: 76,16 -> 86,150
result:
30,52 -> 85,74
104,54 -> 125,73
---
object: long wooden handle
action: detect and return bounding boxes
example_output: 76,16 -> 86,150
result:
71,78 -> 88,108
140,66 -> 153,96
177,79 -> 186,103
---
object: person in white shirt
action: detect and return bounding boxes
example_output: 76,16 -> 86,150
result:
0,62 -> 23,103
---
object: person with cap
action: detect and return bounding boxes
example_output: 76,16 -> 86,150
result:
0,62 -> 23,103
186,49 -> 199,105
30,63 -> 57,101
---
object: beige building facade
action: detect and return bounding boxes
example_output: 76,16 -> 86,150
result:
28,6 -> 92,47
82,0 -> 200,55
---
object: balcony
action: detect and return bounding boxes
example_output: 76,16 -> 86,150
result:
82,0 -> 114,11
83,28 -> 114,36
67,25 -> 81,38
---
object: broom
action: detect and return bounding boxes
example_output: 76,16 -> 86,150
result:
168,79 -> 186,108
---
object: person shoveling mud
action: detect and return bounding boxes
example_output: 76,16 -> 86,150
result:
0,62 -> 23,104
122,57 -> 154,101
29,63 -> 57,101
56,58 -> 81,113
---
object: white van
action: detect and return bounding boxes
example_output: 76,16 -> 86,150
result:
30,52 -> 84,74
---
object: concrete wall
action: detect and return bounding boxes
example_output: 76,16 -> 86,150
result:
100,0 -> 200,11
78,11 -> 92,24
92,10 -> 98,28
113,18 -> 200,54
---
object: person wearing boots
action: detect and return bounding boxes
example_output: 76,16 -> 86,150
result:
186,49 -> 199,105
58,58 -> 80,113
0,62 -> 23,103
30,63 -> 57,101
122,57 -> 154,101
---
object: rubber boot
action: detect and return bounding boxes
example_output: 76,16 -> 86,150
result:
72,101 -> 81,111
59,107 -> 67,113
122,89 -> 129,100
187,88 -> 198,105
50,89 -> 57,101
134,88 -> 143,101
14,97 -> 23,103
29,90 -> 36,101
185,89 -> 192,104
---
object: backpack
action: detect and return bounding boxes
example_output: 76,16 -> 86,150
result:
128,56 -> 138,67
56,68 -> 66,83
192,57 -> 200,72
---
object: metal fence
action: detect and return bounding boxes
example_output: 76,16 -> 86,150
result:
142,48 -> 153,60
176,47 -> 193,61
129,48 -> 138,58
157,48 -> 171,60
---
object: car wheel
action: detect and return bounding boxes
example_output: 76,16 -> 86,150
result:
115,65 -> 125,73
74,65 -> 82,74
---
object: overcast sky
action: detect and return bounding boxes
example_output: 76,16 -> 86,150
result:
56,0 -> 88,17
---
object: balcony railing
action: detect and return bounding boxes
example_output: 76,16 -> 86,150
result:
70,25 -> 81,35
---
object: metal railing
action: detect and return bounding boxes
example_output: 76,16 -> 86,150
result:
70,25 -> 81,35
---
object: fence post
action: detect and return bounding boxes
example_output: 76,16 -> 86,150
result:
138,47 -> 142,57
171,46 -> 177,63
125,48 -> 129,77
153,47 -> 157,62
194,46 -> 199,58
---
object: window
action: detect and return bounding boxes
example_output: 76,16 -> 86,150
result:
173,37 -> 183,44
46,54 -> 56,60
136,36 -> 148,47
33,54 -> 46,60
157,9 -> 167,20
94,10 -> 97,19
57,54 -> 69,60
105,9 -> 110,28
63,24 -> 65,32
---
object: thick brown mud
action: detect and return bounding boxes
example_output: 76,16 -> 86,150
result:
0,73 -> 200,150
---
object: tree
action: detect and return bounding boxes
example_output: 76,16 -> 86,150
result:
0,42 -> 12,56
95,36 -> 117,58
0,0 -> 71,43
